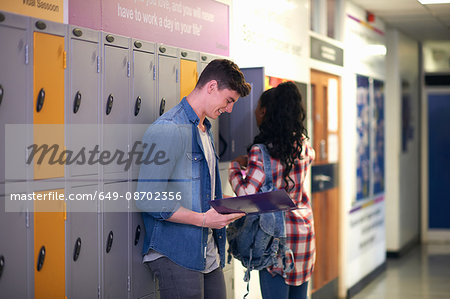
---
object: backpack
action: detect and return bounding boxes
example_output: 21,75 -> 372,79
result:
226,144 -> 294,293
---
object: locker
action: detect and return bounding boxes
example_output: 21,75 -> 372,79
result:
102,181 -> 129,299
157,44 -> 179,115
0,195 -> 29,299
102,33 -> 130,178
198,53 -> 220,152
66,184 -> 100,298
67,26 -> 101,178
179,48 -> 199,101
33,20 -> 66,180
33,188 -> 65,299
219,67 -> 264,161
0,12 -> 30,188
131,182 -> 156,299
130,39 -> 157,180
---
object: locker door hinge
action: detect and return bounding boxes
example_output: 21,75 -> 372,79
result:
153,64 -> 156,80
97,56 -> 101,73
127,61 -> 131,77
25,44 -> 29,65
127,276 -> 131,292
63,51 -> 67,69
25,211 -> 30,228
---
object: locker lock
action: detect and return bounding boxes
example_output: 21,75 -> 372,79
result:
36,88 -> 45,112
105,35 -> 115,43
73,91 -> 82,114
159,46 -> 166,53
181,51 -> 188,57
201,56 -> 207,61
35,21 -> 47,30
0,13 -> 5,23
106,94 -> 114,115
134,96 -> 142,116
0,255 -> 4,279
106,231 -> 114,253
159,98 -> 166,116
0,84 -> 3,107
37,246 -> 46,271
134,41 -> 143,49
72,28 -> 83,37
73,237 -> 82,261
134,225 -> 141,246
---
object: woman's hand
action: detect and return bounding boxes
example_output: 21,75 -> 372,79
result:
203,208 -> 245,229
232,155 -> 248,169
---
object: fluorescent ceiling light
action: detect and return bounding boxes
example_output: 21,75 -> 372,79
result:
418,0 -> 450,4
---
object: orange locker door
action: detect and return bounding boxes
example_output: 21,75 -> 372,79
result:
180,59 -> 198,101
33,32 -> 65,179
34,189 -> 65,299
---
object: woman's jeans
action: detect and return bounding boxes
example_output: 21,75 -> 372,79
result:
147,257 -> 226,299
259,268 -> 309,299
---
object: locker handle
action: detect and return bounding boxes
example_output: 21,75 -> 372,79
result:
0,255 -> 4,278
73,91 -> 82,114
36,88 -> 45,112
134,225 -> 141,246
72,28 -> 83,37
35,21 -> 47,30
134,41 -> 143,48
134,96 -> 142,116
106,231 -> 114,253
159,98 -> 166,116
0,84 -> 3,107
73,237 -> 82,261
106,94 -> 114,115
201,55 -> 207,61
0,13 -> 5,23
37,246 -> 46,271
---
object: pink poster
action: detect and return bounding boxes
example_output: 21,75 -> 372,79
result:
70,0 -> 229,56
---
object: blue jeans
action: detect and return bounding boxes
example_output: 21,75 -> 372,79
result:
147,257 -> 226,299
259,269 -> 308,299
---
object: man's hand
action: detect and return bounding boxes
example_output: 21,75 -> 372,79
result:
232,155 -> 248,169
203,208 -> 245,229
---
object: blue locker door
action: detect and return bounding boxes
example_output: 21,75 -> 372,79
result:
428,92 -> 450,229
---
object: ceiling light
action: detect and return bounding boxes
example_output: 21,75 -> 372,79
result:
418,0 -> 450,4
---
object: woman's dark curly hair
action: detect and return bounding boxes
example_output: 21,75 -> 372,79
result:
250,81 -> 308,191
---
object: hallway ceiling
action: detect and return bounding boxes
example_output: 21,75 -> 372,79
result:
350,0 -> 450,41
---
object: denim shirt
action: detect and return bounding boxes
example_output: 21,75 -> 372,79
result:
136,97 -> 225,271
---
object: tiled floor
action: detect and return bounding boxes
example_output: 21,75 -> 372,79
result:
352,244 -> 450,299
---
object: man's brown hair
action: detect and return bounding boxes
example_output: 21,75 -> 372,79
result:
196,59 -> 251,97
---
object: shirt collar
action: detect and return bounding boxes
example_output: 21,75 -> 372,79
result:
181,97 -> 212,130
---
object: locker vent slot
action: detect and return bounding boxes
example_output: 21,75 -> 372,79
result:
36,88 -> 45,112
37,246 -> 46,271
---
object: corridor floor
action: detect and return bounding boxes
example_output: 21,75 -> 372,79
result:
352,243 -> 450,299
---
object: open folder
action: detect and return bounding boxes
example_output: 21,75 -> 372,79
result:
209,189 -> 298,215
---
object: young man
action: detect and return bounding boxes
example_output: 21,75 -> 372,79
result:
136,59 -> 251,299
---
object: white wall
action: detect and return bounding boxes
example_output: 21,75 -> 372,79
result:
385,29 -> 420,251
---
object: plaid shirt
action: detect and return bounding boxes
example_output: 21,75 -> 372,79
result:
228,141 -> 315,286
